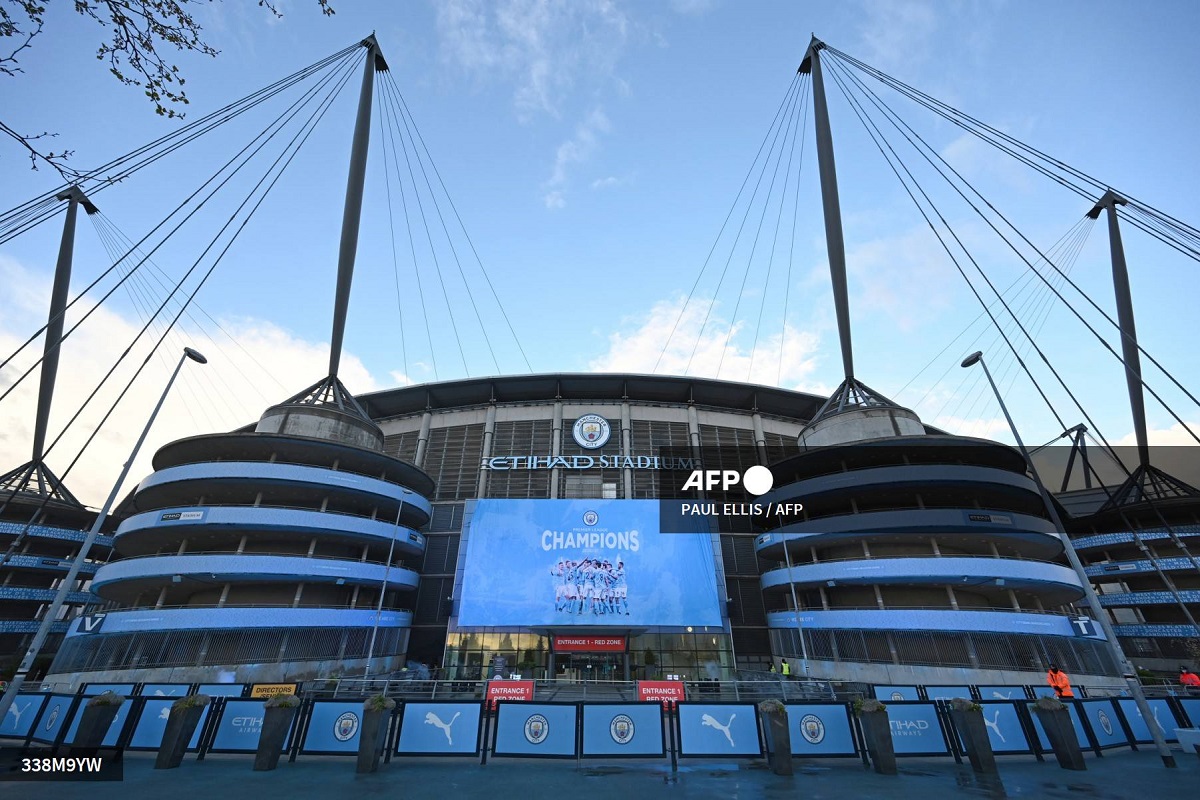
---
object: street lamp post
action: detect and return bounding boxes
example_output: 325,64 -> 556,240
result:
0,347 -> 207,723
364,501 -> 403,678
961,350 -> 1176,767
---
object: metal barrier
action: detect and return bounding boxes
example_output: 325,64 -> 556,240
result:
5,689 -> 1197,768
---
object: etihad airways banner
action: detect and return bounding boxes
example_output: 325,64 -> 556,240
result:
458,500 -> 723,627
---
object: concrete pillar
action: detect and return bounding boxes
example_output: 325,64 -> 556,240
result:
621,402 -> 632,499
477,403 -> 497,497
965,634 -> 981,668
550,401 -> 563,499
945,586 -> 960,610
687,405 -> 701,452
414,410 -> 433,468
751,412 -> 768,464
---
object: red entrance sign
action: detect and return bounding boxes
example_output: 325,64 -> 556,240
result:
553,635 -> 627,653
486,679 -> 534,710
638,680 -> 686,709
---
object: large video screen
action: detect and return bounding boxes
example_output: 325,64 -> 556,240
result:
458,500 -> 723,627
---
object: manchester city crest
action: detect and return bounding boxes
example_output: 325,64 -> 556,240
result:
1097,709 -> 1113,736
334,711 -> 360,742
610,714 -> 635,745
800,713 -> 825,745
890,692 -> 905,701
572,414 -> 611,449
583,510 -> 599,526
524,713 -> 550,744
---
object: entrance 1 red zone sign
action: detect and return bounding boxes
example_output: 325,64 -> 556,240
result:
553,635 -> 627,652
638,680 -> 686,709
486,679 -> 534,710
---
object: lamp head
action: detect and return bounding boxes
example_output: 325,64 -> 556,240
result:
960,351 -> 983,368
183,347 -> 208,365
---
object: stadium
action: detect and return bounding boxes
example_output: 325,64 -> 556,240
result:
39,372 -> 1124,688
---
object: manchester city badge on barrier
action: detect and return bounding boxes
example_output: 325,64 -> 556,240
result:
580,702 -> 665,758
493,702 -> 578,758
300,701 -> 372,754
784,703 -> 858,757
26,694 -> 79,746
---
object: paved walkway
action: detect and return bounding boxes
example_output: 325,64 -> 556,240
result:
3,747 -> 1198,799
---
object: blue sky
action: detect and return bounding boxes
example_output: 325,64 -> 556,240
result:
1,0 -> 1198,505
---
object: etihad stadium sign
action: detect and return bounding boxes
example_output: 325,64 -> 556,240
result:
481,454 -> 700,471
481,415 -> 701,471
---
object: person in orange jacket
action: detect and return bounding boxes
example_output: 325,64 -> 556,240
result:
1181,667 -> 1200,687
1047,665 -> 1074,698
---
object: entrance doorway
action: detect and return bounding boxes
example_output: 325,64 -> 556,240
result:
555,652 -> 626,682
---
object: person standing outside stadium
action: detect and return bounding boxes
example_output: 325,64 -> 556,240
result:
1046,664 -> 1074,698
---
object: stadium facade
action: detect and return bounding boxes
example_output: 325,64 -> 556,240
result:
41,372 -> 1130,688
0,480 -> 108,671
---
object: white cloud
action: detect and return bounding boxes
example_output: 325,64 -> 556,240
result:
589,295 -> 823,390
435,0 -> 629,119
543,107 -> 611,208
590,175 -> 628,190
1115,422 -> 1200,447
0,256 -> 392,508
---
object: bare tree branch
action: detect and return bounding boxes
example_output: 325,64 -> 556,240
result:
1,0 -> 335,172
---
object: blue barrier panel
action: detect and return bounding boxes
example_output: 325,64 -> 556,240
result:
81,683 -> 135,697
209,699 -> 294,753
494,702 -> 578,758
301,701 -> 368,754
1115,698 -> 1178,743
963,702 -> 1032,754
885,702 -> 949,756
64,699 -> 133,746
977,685 -> 1026,701
27,694 -> 76,744
198,684 -> 245,697
140,684 -> 189,698
676,702 -> 761,758
1179,698 -> 1200,727
785,703 -> 857,757
581,703 -> 664,758
0,693 -> 47,738
875,686 -> 919,701
396,702 -> 484,756
924,686 -> 971,701
1029,702 -> 1099,750
127,699 -> 210,750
